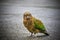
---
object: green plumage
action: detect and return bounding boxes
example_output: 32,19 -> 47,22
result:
33,18 -> 46,32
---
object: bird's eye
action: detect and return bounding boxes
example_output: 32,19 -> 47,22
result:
24,15 -> 25,16
24,14 -> 26,16
30,14 -> 31,16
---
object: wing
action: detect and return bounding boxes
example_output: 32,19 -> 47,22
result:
33,18 -> 46,32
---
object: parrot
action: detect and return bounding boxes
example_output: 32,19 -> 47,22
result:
23,11 -> 49,36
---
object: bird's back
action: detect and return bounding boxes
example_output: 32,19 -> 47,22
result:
33,17 -> 46,32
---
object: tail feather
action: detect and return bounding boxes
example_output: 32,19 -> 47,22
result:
44,32 -> 49,36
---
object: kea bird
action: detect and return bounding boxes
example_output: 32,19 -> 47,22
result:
23,11 -> 49,36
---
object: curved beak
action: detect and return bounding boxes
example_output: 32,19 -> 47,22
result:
26,16 -> 30,20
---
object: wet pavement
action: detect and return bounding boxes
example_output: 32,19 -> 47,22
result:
0,0 -> 60,40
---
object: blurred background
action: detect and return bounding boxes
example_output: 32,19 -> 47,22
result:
0,0 -> 60,40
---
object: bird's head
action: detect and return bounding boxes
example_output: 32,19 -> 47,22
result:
23,11 -> 32,20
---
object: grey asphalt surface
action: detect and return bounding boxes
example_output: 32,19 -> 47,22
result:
0,0 -> 60,40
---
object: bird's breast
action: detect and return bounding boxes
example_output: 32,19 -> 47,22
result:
23,19 -> 34,32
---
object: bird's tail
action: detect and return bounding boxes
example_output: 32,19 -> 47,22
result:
44,32 -> 49,36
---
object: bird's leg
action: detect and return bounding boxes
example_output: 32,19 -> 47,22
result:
30,32 -> 37,37
30,33 -> 33,37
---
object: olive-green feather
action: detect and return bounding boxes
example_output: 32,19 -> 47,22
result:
33,18 -> 46,32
